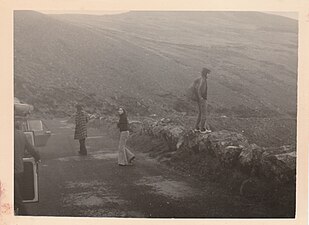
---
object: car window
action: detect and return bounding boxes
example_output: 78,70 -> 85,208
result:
27,120 -> 43,131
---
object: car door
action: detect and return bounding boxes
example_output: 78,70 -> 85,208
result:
26,120 -> 51,147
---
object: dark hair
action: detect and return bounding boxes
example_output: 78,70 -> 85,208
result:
119,107 -> 128,124
119,107 -> 127,116
202,67 -> 211,76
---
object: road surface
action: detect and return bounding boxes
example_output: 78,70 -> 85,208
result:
26,118 -> 287,218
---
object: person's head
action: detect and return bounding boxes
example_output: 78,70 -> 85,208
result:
118,107 -> 127,116
76,104 -> 83,112
201,67 -> 211,78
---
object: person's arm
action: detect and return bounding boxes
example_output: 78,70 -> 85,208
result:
117,118 -> 121,129
198,78 -> 208,100
75,113 -> 79,125
85,113 -> 90,123
196,79 -> 204,100
24,135 -> 40,162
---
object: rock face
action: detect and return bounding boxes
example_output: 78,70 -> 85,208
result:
142,118 -> 186,152
239,144 -> 264,174
129,120 -> 143,133
137,118 -> 296,188
204,131 -> 248,167
260,146 -> 296,184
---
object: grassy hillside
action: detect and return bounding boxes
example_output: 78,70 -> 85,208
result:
14,11 -> 297,115
51,11 -> 297,113
14,11 -> 297,146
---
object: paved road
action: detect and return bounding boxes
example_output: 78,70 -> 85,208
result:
26,118 -> 285,218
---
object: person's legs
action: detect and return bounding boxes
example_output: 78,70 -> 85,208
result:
118,131 -> 134,165
200,100 -> 207,130
122,131 -> 135,163
14,173 -> 27,215
194,100 -> 202,130
200,100 -> 211,133
79,139 -> 87,155
118,131 -> 127,165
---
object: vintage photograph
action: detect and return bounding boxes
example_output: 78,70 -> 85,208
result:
13,10 -> 297,218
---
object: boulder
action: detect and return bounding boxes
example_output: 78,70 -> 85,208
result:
260,145 -> 296,184
165,125 -> 185,142
205,131 -> 249,167
129,120 -> 143,134
239,144 -> 264,174
141,118 -> 185,150
184,130 -> 209,148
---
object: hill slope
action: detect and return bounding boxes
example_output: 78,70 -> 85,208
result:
14,11 -> 297,117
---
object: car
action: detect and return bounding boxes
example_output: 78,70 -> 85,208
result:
14,97 -> 51,204
14,97 -> 34,116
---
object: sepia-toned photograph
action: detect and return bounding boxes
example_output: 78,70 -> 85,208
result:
12,9 -> 298,219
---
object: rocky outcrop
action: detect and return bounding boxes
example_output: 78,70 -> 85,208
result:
260,146 -> 296,184
133,118 -> 296,188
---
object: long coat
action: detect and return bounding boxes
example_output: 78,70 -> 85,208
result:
74,111 -> 89,140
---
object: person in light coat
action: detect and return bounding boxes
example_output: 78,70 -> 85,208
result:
187,67 -> 212,133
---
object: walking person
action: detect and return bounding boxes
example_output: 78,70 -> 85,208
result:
187,67 -> 212,134
117,107 -> 135,166
74,104 -> 90,156
14,121 -> 40,215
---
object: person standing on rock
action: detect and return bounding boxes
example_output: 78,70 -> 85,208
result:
74,104 -> 90,156
117,107 -> 135,166
187,67 -> 212,134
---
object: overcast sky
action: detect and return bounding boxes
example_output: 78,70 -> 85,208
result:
39,10 -> 298,20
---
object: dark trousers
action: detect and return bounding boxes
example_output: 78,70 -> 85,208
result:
14,172 -> 27,215
79,138 -> 87,155
195,99 -> 208,130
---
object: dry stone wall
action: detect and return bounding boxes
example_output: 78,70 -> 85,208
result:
132,118 -> 296,188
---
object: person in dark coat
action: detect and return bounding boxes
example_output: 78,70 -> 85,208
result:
74,104 -> 90,155
187,67 -> 212,134
14,121 -> 40,215
117,107 -> 135,166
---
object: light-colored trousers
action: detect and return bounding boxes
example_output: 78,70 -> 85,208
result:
118,131 -> 135,165
195,99 -> 208,130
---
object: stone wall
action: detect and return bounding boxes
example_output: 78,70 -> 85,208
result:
129,118 -> 296,204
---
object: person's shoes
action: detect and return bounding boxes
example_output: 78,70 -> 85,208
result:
129,156 -> 136,163
118,163 -> 133,166
193,128 -> 200,133
200,129 -> 212,134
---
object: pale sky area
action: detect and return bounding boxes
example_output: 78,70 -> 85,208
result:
39,10 -> 298,20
